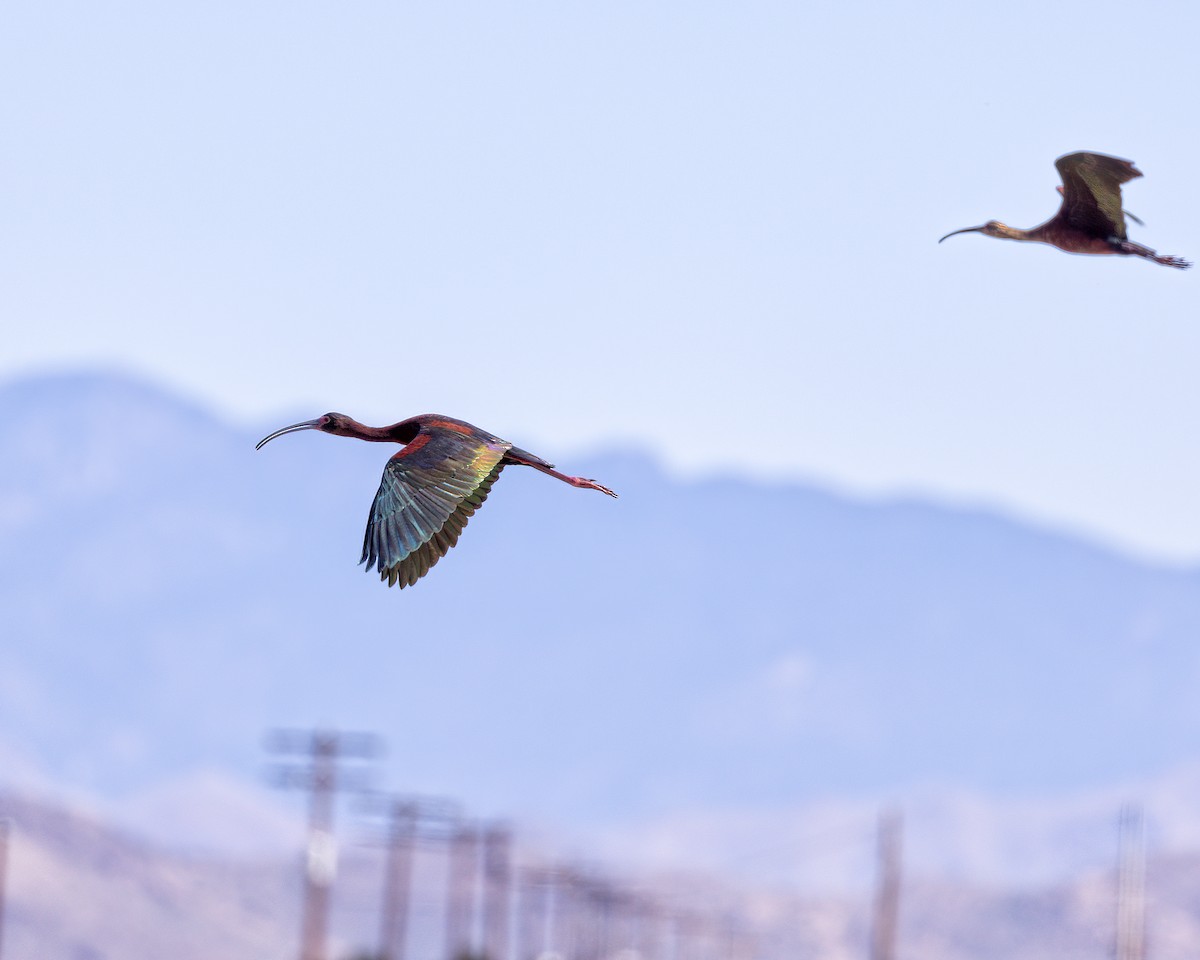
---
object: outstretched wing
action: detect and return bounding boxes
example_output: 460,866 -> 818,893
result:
361,423 -> 511,589
1055,152 -> 1142,241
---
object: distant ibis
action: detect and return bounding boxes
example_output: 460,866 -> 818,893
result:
939,152 -> 1190,268
257,412 -> 617,589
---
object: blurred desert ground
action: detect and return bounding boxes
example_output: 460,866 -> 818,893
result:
5,786 -> 1200,960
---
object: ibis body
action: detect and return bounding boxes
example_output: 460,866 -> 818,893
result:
256,412 -> 617,589
940,152 -> 1190,269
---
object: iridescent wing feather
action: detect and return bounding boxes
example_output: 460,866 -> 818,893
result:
360,425 -> 511,589
1054,152 -> 1142,241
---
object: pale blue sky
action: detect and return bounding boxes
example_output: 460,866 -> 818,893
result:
4,1 -> 1199,558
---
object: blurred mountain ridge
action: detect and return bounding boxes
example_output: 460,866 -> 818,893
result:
3,369 -> 1200,885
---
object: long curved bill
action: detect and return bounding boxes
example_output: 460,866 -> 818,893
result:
255,418 -> 324,450
938,225 -> 987,243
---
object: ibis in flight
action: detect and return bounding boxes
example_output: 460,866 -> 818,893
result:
257,412 -> 618,589
939,152 -> 1190,268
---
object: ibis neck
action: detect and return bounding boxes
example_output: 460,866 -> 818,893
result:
995,224 -> 1040,243
342,418 -> 422,444
340,419 -> 400,442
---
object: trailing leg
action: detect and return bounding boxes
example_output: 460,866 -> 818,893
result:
505,448 -> 618,497
1113,238 -> 1191,269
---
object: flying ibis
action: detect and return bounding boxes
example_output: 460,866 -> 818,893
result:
939,152 -> 1190,268
256,412 -> 618,589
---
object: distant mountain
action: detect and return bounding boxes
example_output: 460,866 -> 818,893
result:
3,370 -> 1200,883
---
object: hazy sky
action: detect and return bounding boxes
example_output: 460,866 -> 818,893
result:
4,1 -> 1199,559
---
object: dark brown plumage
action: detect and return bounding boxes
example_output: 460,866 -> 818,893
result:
940,152 -> 1190,269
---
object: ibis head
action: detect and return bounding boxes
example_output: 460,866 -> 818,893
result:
255,412 -> 358,449
938,220 -> 1021,243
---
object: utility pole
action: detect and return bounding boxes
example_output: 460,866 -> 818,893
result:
869,809 -> 902,960
267,728 -> 379,960
550,870 -> 581,960
514,867 -> 552,960
633,900 -> 663,960
481,823 -> 512,960
673,912 -> 704,960
377,800 -> 418,960
0,819 -> 10,960
445,821 -> 479,960
664,912 -> 683,960
1116,804 -> 1147,960
588,882 -> 613,960
576,876 -> 600,960
371,794 -> 458,960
